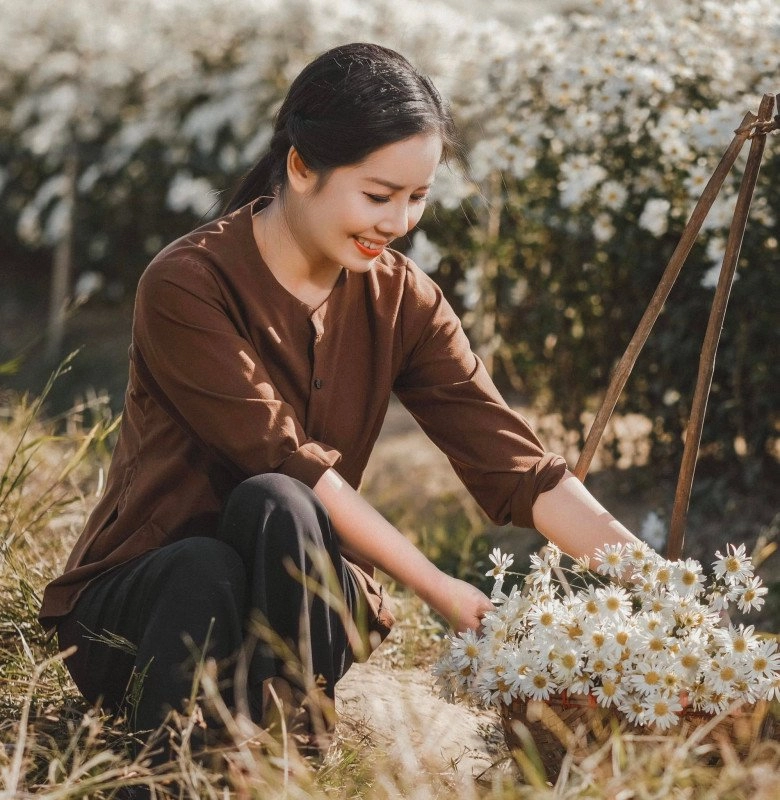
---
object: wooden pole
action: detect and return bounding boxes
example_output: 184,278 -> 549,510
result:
666,93 -> 776,561
572,111 -> 756,482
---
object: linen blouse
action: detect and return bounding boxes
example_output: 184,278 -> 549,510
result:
39,202 -> 567,628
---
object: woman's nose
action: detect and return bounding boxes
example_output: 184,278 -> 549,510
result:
377,201 -> 410,238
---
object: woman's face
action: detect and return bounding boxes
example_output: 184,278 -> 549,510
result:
287,133 -> 442,276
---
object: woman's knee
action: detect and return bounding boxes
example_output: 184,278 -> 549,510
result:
151,537 -> 248,616
220,473 -> 331,552
229,474 -> 322,516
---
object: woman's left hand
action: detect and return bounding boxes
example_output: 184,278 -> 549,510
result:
426,573 -> 494,634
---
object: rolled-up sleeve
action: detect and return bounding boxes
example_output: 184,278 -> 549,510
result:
133,257 -> 341,487
394,263 -> 566,528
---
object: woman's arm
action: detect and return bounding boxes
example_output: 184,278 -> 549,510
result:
313,469 -> 493,633
531,469 -> 642,566
314,466 -> 642,633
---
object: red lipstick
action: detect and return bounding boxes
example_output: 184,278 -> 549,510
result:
354,237 -> 385,258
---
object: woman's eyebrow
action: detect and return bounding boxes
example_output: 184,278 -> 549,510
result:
367,177 -> 432,190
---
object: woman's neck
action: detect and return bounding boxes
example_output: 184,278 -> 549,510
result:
251,200 -> 342,308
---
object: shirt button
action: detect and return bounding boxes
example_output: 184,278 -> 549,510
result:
313,378 -> 323,389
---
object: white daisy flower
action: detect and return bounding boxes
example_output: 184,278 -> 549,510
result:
749,639 -> 780,680
630,658 -> 666,695
642,691 -> 683,731
594,543 -> 627,577
486,547 -> 514,579
668,558 -> 706,597
449,629 -> 483,671
621,691 -> 648,725
596,584 -> 632,617
521,664 -> 558,701
735,576 -> 768,612
550,646 -> 584,684
593,672 -> 627,708
706,586 -> 738,613
712,543 -> 753,586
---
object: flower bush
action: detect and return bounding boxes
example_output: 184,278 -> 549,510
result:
434,543 -> 780,730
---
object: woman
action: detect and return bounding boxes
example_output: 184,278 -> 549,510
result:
40,42 -> 642,757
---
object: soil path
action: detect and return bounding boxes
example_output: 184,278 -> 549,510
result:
336,662 -> 501,778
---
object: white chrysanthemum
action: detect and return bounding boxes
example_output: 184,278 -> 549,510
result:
549,646 -> 584,685
594,543 -> 626,578
749,639 -> 780,680
736,576 -> 768,613
668,558 -> 706,597
641,692 -> 683,731
595,585 -> 632,617
521,663 -> 558,701
713,543 -> 753,585
485,547 -> 514,580
715,624 -> 758,658
592,212 -> 616,243
621,690 -> 648,725
706,586 -> 738,613
593,672 -> 627,708
598,180 -> 628,212
638,197 -> 671,237
764,675 -> 780,703
706,653 -> 749,696
630,658 -> 666,695
695,688 -> 730,715
449,628 -> 483,672
526,600 -> 562,641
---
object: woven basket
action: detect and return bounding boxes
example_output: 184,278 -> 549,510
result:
500,693 -> 778,783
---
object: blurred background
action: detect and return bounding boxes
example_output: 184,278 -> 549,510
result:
1,0 -> 777,606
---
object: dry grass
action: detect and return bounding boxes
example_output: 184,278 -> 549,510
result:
1,363 -> 779,798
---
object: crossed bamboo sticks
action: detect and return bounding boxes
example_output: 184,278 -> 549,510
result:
572,93 -> 778,562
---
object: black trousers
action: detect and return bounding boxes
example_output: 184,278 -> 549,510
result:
57,474 -> 360,735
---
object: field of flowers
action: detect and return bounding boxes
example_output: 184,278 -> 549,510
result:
2,0 -> 778,478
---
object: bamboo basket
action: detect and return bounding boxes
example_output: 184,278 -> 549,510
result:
500,94 -> 780,782
500,695 -> 778,783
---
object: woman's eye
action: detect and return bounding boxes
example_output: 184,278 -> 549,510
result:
366,193 -> 390,204
410,194 -> 428,204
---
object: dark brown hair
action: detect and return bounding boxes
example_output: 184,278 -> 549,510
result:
223,42 -> 461,213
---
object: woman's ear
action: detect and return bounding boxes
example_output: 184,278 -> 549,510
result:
286,147 -> 317,194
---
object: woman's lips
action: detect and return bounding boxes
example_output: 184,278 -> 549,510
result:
354,237 -> 385,257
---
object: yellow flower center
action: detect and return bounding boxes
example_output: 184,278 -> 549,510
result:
645,670 -> 660,686
654,700 -> 670,716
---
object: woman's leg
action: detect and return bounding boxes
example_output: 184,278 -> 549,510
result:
57,537 -> 247,735
215,473 -> 359,735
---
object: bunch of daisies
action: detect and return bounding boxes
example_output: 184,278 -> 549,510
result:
434,542 -> 779,730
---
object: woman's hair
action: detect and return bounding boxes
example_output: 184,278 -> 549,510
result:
223,42 -> 461,213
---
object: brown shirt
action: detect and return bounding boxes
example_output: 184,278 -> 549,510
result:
40,202 -> 567,628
